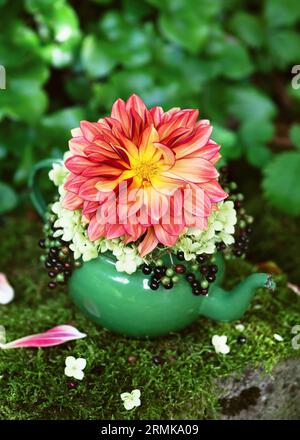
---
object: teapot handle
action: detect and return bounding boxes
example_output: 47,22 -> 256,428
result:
28,158 -> 60,219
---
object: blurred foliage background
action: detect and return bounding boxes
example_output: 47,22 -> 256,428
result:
0,0 -> 300,217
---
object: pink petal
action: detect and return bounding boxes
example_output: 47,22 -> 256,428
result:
138,228 -> 158,257
0,273 -> 14,305
1,325 -> 86,349
202,181 -> 228,203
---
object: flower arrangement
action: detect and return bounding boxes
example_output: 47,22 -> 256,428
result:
39,95 -> 253,295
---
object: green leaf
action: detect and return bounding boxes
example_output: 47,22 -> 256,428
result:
159,12 -> 209,53
239,120 -> 274,168
289,124 -> 300,150
41,107 -> 86,147
229,12 -> 264,48
0,182 -> 18,214
263,152 -> 300,216
267,30 -> 300,68
216,40 -> 253,80
246,144 -> 273,168
81,35 -> 117,78
228,86 -> 277,122
264,0 -> 300,27
0,78 -> 48,123
213,125 -> 240,160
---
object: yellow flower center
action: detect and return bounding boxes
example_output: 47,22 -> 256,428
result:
132,160 -> 158,185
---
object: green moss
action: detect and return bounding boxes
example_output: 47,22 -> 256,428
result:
0,214 -> 299,420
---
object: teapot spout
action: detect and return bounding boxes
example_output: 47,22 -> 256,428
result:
199,273 -> 276,322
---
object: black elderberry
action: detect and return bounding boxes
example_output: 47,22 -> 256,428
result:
160,266 -> 167,275
192,287 -> 201,296
200,288 -> 209,295
150,280 -> 159,290
56,262 -> 64,270
64,262 -> 71,269
48,281 -> 56,289
142,264 -> 152,275
177,251 -> 185,261
186,273 -> 195,283
235,200 -> 242,209
191,281 -> 200,289
209,264 -> 218,274
237,335 -> 247,345
152,355 -> 163,365
234,249 -> 243,257
175,264 -> 186,274
38,239 -> 46,248
196,254 -> 207,264
67,381 -> 77,389
48,271 -> 56,278
45,260 -> 53,269
154,266 -> 164,277
64,269 -> 72,277
50,257 -> 58,265
163,281 -> 173,290
49,247 -> 58,257
206,274 -> 216,283
200,265 -> 209,274
246,226 -> 252,234
217,242 -> 226,251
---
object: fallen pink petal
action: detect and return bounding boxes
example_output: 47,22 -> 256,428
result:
0,273 -> 15,305
0,325 -> 86,349
287,282 -> 300,296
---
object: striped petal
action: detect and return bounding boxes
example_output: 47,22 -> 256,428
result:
0,325 -> 86,349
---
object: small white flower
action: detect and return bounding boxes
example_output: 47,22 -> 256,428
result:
120,389 -> 141,411
235,324 -> 245,332
49,162 -> 68,187
212,335 -> 230,354
273,333 -> 284,342
0,273 -> 14,305
64,356 -> 86,380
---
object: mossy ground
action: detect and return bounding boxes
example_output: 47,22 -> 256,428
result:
0,206 -> 299,420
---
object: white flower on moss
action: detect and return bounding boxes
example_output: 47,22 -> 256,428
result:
235,324 -> 245,332
212,335 -> 230,355
64,356 -> 86,380
273,333 -> 284,342
49,162 -> 68,187
120,389 -> 141,411
0,273 -> 14,305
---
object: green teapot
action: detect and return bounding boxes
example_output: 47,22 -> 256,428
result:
29,160 -> 275,338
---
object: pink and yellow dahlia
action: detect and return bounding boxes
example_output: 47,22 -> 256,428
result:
63,94 -> 227,256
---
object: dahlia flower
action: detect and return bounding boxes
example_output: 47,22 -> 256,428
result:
63,94 -> 227,256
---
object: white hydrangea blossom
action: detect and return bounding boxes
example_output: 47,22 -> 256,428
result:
174,201 -> 237,260
48,161 -> 69,187
49,164 -> 237,273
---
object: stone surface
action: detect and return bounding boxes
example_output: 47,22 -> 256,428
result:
218,359 -> 300,419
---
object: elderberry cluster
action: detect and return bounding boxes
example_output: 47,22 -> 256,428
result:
221,166 -> 253,259
38,209 -> 80,290
143,251 -> 219,295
